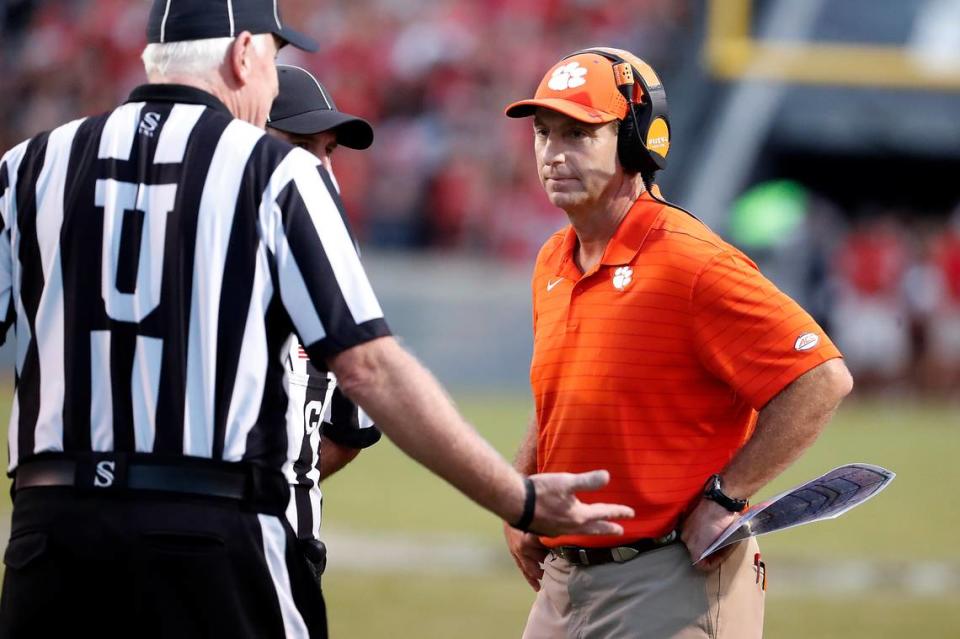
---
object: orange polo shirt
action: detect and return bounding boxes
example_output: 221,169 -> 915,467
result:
530,192 -> 841,548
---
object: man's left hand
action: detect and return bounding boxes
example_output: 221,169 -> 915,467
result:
680,498 -> 741,572
504,524 -> 550,591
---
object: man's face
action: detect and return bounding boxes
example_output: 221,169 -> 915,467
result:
533,108 -> 622,212
268,129 -> 338,172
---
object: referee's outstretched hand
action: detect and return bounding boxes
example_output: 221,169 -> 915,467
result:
528,470 -> 634,537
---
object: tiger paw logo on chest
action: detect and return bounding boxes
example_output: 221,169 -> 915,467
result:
612,266 -> 633,290
548,62 -> 588,91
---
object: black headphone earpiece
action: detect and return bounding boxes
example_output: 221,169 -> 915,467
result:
564,48 -> 671,177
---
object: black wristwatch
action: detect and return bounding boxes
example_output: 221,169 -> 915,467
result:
703,474 -> 749,512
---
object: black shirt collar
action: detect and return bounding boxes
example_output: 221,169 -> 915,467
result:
126,84 -> 231,115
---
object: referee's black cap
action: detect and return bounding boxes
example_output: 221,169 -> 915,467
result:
268,65 -> 374,150
147,0 -> 319,52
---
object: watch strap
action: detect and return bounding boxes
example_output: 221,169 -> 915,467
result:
703,474 -> 749,513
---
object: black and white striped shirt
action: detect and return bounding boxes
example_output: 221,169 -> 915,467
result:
0,83 -> 391,473
283,337 -> 380,541
280,154 -> 381,541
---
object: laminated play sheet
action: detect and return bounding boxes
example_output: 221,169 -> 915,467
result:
697,463 -> 896,563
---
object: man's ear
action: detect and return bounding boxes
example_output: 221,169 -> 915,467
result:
228,31 -> 256,87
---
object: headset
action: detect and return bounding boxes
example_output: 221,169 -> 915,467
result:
561,48 -> 703,222
563,47 -> 671,178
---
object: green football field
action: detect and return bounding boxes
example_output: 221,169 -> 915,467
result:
1,390 -> 957,637
318,394 -> 960,638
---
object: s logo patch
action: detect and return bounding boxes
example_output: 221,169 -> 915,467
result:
139,112 -> 162,137
94,460 -> 115,487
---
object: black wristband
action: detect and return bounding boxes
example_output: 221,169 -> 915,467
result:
510,476 -> 537,532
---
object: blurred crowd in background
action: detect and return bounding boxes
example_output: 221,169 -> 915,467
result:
727,181 -> 960,396
0,0 -> 692,257
1,0 -> 958,394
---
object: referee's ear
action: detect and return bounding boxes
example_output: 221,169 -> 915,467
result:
228,31 -> 258,88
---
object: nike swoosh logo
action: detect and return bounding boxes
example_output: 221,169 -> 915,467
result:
547,278 -> 564,292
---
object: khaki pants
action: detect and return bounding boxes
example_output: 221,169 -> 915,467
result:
522,538 -> 765,639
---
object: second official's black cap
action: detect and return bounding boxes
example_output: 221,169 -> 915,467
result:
147,0 -> 318,52
268,65 -> 374,150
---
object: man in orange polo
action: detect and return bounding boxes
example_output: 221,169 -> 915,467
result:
502,48 -> 854,638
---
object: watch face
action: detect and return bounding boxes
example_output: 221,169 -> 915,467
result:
710,475 -> 722,492
705,474 -> 722,495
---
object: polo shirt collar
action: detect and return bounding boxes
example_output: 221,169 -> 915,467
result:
553,226 -> 582,280
599,191 -> 664,266
549,191 -> 664,278
126,84 -> 231,115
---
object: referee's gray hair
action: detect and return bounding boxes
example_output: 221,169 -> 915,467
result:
141,34 -> 272,78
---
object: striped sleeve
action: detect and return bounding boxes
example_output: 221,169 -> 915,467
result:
262,149 -> 390,361
0,142 -> 29,344
691,249 -> 842,409
288,348 -> 380,449
323,386 -> 380,449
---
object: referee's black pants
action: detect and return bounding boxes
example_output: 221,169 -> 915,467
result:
0,488 -> 328,638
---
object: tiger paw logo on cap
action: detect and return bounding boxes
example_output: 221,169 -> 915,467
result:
794,332 -> 820,351
548,62 -> 588,91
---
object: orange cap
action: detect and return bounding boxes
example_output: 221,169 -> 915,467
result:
505,53 -> 630,123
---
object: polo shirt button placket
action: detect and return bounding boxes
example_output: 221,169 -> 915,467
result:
567,284 -> 580,332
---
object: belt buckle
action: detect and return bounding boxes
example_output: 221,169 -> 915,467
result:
611,546 -> 640,563
578,549 -> 590,566
657,530 -> 678,545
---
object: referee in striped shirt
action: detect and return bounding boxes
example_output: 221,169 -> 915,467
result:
0,1 -> 634,637
267,65 -> 381,575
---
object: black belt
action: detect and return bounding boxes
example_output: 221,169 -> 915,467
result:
13,454 -> 289,514
552,530 -> 679,567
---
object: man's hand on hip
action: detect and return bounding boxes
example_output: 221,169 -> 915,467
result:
504,525 -> 549,591
680,497 -> 740,572
529,470 -> 634,537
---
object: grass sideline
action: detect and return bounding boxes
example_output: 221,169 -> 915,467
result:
319,394 -> 960,638
323,571 -> 959,639
322,394 -> 959,560
0,389 -> 957,637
